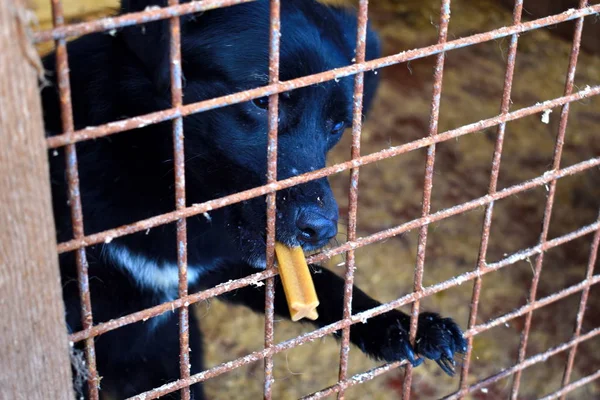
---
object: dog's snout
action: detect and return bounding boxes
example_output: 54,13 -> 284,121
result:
296,208 -> 338,245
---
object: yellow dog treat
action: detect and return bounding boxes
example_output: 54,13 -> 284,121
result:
275,243 -> 319,321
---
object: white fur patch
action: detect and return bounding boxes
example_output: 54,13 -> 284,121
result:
104,244 -> 205,296
104,245 -> 210,330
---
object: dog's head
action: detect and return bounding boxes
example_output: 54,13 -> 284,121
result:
120,0 -> 380,267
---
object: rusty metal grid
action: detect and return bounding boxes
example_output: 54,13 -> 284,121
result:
39,0 -> 600,399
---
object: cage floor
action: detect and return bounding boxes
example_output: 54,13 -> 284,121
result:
31,0 -> 600,398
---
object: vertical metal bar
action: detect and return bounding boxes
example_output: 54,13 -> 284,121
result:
559,210 -> 600,398
49,0 -> 99,398
336,1 -> 369,399
401,1 -> 451,398
166,1 -> 190,398
509,1 -> 587,398
264,0 -> 280,398
457,1 -> 523,397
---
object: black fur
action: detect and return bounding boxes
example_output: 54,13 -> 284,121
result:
43,1 -> 467,398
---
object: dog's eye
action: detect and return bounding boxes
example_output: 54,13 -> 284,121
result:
253,97 -> 269,110
331,121 -> 346,135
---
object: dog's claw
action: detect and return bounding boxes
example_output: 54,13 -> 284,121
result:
436,356 -> 456,377
414,312 -> 467,376
402,342 -> 422,367
443,347 -> 455,362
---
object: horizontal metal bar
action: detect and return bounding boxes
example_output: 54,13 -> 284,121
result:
301,361 -> 406,400
126,319 -> 351,399
467,275 -> 600,337
442,327 -> 600,399
33,0 -> 256,43
538,369 -> 600,400
55,87 -> 600,254
307,157 -> 600,264
305,328 -> 600,400
341,221 -> 600,330
45,6 -> 600,149
68,269 -> 276,342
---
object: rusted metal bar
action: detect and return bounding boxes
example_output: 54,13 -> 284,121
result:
337,1 -> 369,398
166,1 -> 190,398
540,370 -> 600,400
49,0 -> 99,397
509,2 -> 587,398
403,1 -> 451,397
442,327 -> 600,400
69,269 -> 277,342
263,0 -> 280,398
34,0 -> 256,43
467,275 -> 600,337
304,361 -> 406,400
458,1 -> 523,397
307,158 -> 599,264
68,217 -> 600,347
44,4 -> 600,150
307,332 -> 600,400
559,210 -> 600,398
126,321 -> 354,400
54,86 -> 600,255
344,222 -> 600,337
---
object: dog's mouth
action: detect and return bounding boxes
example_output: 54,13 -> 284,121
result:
241,229 -> 333,270
226,196 -> 339,269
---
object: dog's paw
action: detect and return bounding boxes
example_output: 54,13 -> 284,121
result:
414,312 -> 468,376
359,311 -> 467,376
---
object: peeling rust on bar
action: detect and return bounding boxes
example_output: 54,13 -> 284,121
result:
34,0 -> 256,43
307,158 -> 600,264
458,1 -> 523,396
263,1 -> 280,398
403,1 -> 451,397
559,210 -> 600,397
541,370 -> 600,400
467,275 -> 600,337
50,0 -> 99,397
337,1 -> 369,398
442,327 -> 600,400
304,361 -> 406,400
166,1 -> 190,398
69,270 -> 277,343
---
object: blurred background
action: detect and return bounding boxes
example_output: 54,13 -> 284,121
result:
31,0 -> 600,398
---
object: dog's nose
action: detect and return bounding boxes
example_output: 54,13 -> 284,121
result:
296,209 -> 338,245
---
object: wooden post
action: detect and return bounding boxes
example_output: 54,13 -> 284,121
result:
0,0 -> 74,398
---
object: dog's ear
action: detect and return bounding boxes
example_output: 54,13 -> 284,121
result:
120,0 -> 180,94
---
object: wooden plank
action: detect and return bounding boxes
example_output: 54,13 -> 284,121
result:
0,0 -> 74,398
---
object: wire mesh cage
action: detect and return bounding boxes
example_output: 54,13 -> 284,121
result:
1,0 -> 599,398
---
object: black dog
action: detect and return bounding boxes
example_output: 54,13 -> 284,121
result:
42,0 -> 467,398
